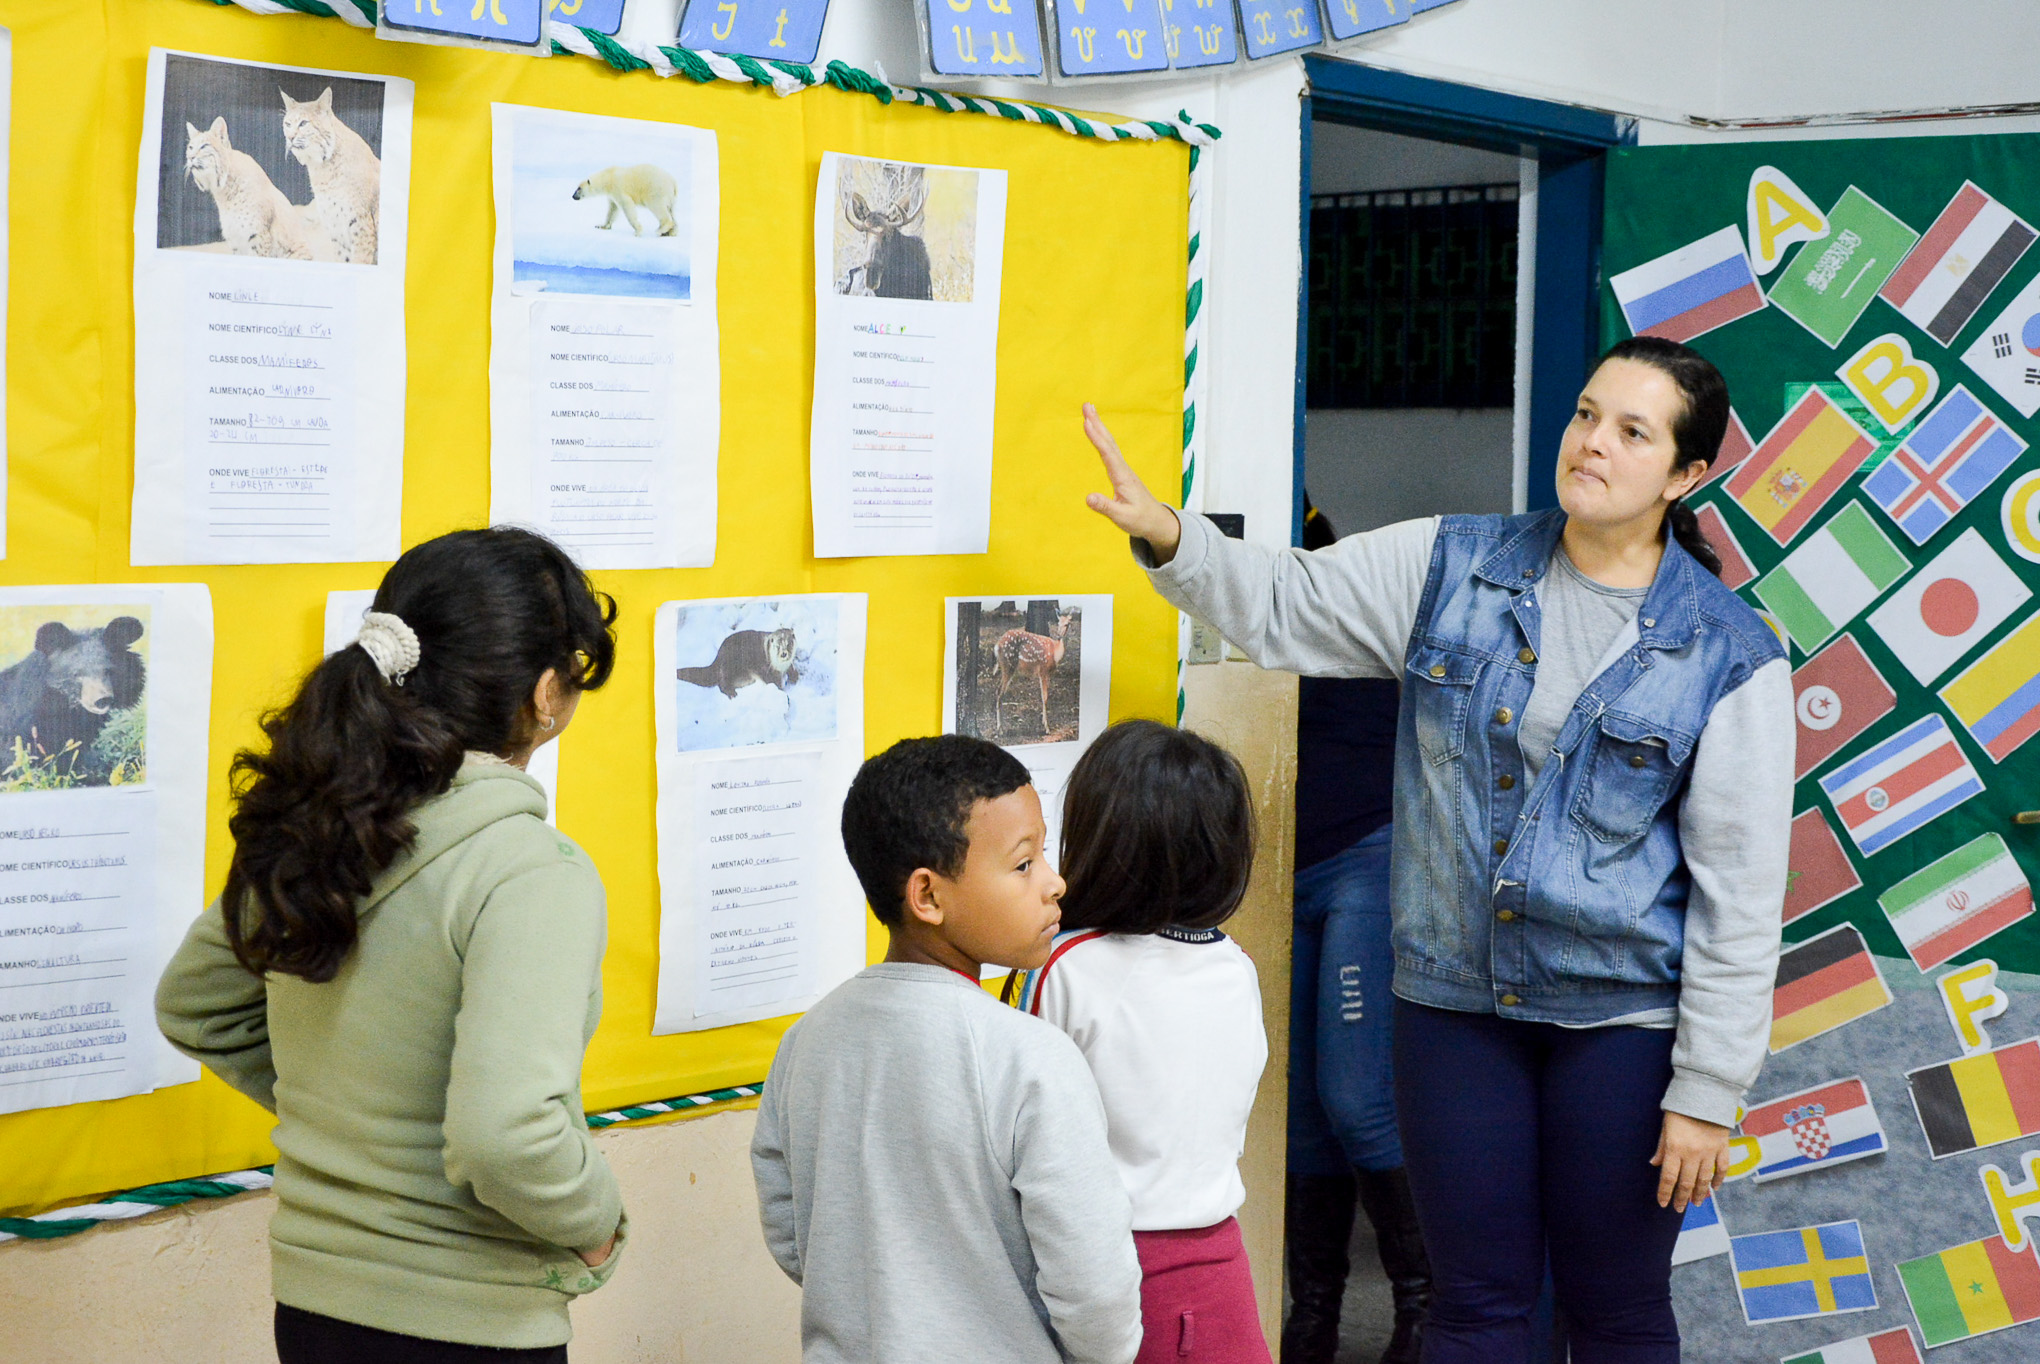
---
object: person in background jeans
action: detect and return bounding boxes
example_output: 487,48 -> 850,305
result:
1282,499 -> 1428,1364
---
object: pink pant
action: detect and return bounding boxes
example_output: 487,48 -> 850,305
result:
1131,1217 -> 1273,1364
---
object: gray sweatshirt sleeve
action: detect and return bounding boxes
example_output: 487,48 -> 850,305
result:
1664,658 -> 1794,1126
1002,1028 -> 1144,1364
1139,509 -> 1440,678
750,1034 -> 802,1284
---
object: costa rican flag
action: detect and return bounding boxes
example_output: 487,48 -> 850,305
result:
1611,226 -> 1765,344
1817,714 -> 1984,856
1862,386 -> 2028,544
1880,182 -> 2038,346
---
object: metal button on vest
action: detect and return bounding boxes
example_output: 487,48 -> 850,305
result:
1500,994 -> 1521,1007
1630,753 -> 1647,768
1497,909 -> 1516,922
1493,838 -> 1509,855
1497,773 -> 1515,790
1519,647 -> 1536,664
1430,664 -> 1446,678
1494,707 -> 1513,725
1642,617 -> 1655,628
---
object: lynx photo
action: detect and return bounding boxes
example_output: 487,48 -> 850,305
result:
952,600 -> 1083,747
831,156 -> 978,303
510,108 -> 696,300
155,54 -> 385,265
0,606 -> 150,792
671,598 -> 839,754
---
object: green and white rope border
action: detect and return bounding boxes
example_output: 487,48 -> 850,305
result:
0,1084 -> 764,1242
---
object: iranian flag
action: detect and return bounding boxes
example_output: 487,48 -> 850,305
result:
1754,502 -> 1912,652
1877,832 -> 2033,971
1783,1326 -> 1922,1364
1880,181 -> 2038,346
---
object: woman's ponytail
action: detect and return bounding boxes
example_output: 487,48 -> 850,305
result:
222,528 -> 616,982
1595,335 -> 1732,579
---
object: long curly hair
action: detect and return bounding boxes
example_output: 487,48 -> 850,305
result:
221,527 -> 617,982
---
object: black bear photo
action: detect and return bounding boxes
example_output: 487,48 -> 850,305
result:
0,612 -> 148,790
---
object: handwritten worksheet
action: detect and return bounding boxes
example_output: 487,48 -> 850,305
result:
652,594 -> 867,1032
132,50 -> 411,565
0,585 -> 213,1113
489,104 -> 721,570
810,152 -> 1006,558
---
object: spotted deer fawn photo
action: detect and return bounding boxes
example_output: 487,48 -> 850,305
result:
992,609 -> 1075,738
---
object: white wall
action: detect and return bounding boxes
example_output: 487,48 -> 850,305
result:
1311,123 -> 1520,195
1307,409 -> 1514,534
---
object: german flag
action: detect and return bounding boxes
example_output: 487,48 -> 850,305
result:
1906,1038 -> 2040,1159
1771,923 -> 1892,1053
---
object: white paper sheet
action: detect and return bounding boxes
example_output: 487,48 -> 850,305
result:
321,588 -> 558,823
489,105 -> 720,570
810,152 -> 1006,558
0,585 -> 213,1111
132,49 -> 411,565
653,594 -> 867,1032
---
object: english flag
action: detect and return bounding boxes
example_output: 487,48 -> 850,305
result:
1791,634 -> 1895,779
1866,528 -> 2031,683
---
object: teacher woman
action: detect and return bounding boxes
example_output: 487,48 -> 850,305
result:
1082,336 -> 1792,1364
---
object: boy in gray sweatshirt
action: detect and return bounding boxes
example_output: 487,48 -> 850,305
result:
752,735 -> 1144,1364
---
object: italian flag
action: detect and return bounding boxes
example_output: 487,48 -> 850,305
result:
1784,1326 -> 1922,1364
1754,502 -> 1910,653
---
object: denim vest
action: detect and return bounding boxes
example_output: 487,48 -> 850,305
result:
1389,511 -> 1784,1023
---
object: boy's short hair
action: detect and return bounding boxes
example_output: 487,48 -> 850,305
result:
841,735 -> 1034,926
1057,719 -> 1256,935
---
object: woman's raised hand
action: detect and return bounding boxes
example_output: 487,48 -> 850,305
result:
1080,403 -> 1182,564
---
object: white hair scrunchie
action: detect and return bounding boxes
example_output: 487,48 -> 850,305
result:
355,611 -> 421,686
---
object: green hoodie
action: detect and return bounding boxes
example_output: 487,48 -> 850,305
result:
156,759 -> 625,1349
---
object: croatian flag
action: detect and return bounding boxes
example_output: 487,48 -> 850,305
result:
1862,386 -> 2028,544
1611,226 -> 1765,344
1817,714 -> 1984,856
1880,182 -> 2037,347
1742,1077 -> 1887,1182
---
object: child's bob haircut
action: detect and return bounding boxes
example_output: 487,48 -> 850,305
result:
1057,719 -> 1256,935
841,734 -> 1033,927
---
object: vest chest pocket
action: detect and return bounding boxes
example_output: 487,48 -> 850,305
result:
1574,710 -> 1695,843
1406,646 -> 1481,766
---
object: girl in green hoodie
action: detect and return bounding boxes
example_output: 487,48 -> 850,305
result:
157,527 -> 624,1363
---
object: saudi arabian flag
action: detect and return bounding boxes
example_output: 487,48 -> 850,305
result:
1783,1326 -> 1923,1364
1755,502 -> 1912,652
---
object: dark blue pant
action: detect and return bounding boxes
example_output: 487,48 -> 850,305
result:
1393,999 -> 1683,1364
1288,827 -> 1403,1174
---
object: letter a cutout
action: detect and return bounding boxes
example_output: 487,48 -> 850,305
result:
1981,1152 -> 2040,1251
1939,959 -> 2011,1055
1748,166 -> 1829,276
1838,332 -> 1940,433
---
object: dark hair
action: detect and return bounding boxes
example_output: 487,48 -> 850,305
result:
1595,335 -> 1730,577
1057,720 -> 1256,935
222,527 -> 617,982
1301,495 -> 1338,551
841,735 -> 1033,927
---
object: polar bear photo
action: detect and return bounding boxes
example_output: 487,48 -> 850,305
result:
508,108 -> 695,300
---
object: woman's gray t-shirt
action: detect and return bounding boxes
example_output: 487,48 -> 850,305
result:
1518,547 -> 1649,783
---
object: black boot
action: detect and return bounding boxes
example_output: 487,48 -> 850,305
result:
1356,1167 -> 1431,1364
1282,1172 -> 1358,1363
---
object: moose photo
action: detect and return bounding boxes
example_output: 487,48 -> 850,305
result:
0,607 -> 149,792
952,600 -> 1082,747
831,156 -> 979,303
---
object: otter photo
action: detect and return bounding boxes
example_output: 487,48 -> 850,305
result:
154,54 -> 384,265
508,107 -> 696,300
831,156 -> 979,303
951,600 -> 1083,746
0,605 -> 149,792
670,598 -> 838,753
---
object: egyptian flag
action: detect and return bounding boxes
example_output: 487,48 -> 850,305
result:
1880,182 -> 2037,346
1907,1036 -> 2040,1158
1771,923 -> 1891,1052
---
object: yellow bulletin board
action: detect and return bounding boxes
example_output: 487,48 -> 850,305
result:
0,0 -> 1189,1215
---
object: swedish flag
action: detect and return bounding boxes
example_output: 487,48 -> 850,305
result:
1730,1220 -> 1877,1324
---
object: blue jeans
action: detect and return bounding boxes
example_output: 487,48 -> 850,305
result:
1393,999 -> 1682,1364
1288,826 -> 1402,1175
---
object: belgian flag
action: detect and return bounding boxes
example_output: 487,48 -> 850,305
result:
1906,1038 -> 2040,1159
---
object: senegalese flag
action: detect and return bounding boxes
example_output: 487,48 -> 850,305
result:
1755,502 -> 1912,653
1730,1220 -> 1877,1324
1877,833 -> 2033,971
1898,1233 -> 2040,1347
1772,923 -> 1892,1052
1783,1326 -> 1923,1364
1907,1036 -> 2040,1158
1940,608 -> 2040,763
1728,389 -> 1880,546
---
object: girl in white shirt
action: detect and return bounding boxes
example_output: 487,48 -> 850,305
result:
1015,719 -> 1269,1364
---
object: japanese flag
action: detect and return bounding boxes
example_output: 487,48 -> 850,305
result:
1866,528 -> 2030,683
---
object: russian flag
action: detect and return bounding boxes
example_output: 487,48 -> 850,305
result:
1816,714 -> 1984,855
1612,226 -> 1766,344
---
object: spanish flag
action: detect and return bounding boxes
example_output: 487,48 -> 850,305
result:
1897,1233 -> 2040,1346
